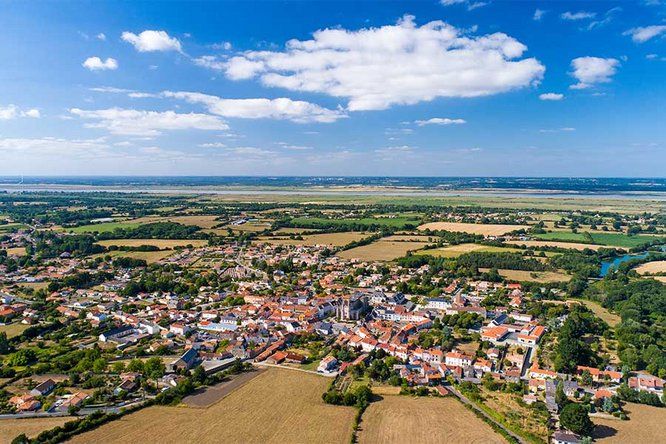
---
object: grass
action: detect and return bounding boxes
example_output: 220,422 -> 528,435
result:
357,395 -> 505,444
0,417 -> 76,444
69,368 -> 355,444
337,240 -> 430,261
91,250 -> 175,264
592,402 -> 666,443
478,268 -> 571,283
418,222 -> 528,236
133,215 -> 222,229
534,231 -> 664,248
289,216 -> 421,230
0,223 -> 27,233
506,240 -> 612,251
415,243 -> 522,258
1,247 -> 27,256
634,260 -> 666,275
97,239 -> 208,248
256,232 -> 369,247
478,388 -> 549,442
0,323 -> 30,338
570,299 -> 621,327
67,221 -> 143,233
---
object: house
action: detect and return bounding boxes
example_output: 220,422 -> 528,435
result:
57,392 -> 89,412
551,430 -> 581,444
445,351 -> 473,368
9,394 -> 41,411
266,350 -> 288,364
318,355 -> 339,373
99,325 -> 134,342
30,379 -> 56,397
167,347 -> 199,372
576,365 -> 622,384
170,323 -> 192,336
481,326 -> 509,343
628,374 -> 664,394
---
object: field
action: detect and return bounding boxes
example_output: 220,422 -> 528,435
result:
256,232 -> 369,247
2,247 -> 27,256
418,222 -> 528,236
69,368 -> 355,444
0,323 -> 30,338
534,232 -> 663,248
478,268 -> 571,283
593,402 -> 666,443
506,240 -> 612,251
570,299 -> 621,327
97,239 -> 208,248
289,217 -> 421,230
66,221 -> 143,233
132,215 -> 222,229
337,240 -> 430,261
415,243 -> 522,258
0,416 -> 76,444
634,260 -> 666,275
92,250 -> 175,264
357,396 -> 505,444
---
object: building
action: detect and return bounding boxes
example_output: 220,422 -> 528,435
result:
336,292 -> 368,321
30,379 -> 56,397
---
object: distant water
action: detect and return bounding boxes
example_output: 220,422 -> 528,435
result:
600,253 -> 651,276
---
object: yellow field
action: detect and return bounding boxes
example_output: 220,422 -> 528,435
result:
416,243 -> 521,258
0,323 -> 30,338
506,240 -> 615,251
634,260 -> 666,275
357,396 -> 505,444
593,403 -> 666,443
479,268 -> 571,283
381,234 -> 435,242
338,240 -> 430,261
2,247 -> 27,256
97,239 -> 208,248
570,299 -> 621,327
257,232 -> 368,247
92,250 -> 175,264
0,416 -> 75,444
69,368 -> 355,444
418,222 -> 528,236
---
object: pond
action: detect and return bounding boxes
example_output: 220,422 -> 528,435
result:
600,252 -> 650,277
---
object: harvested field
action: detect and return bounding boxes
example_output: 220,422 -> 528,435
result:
418,222 -> 528,236
569,299 -> 621,327
382,234 -> 435,242
634,260 -> 666,275
97,239 -> 208,248
2,247 -> 27,256
338,240 -> 430,261
69,368 -> 355,444
183,369 -> 265,408
67,220 -> 142,233
92,250 -> 175,264
593,402 -> 666,443
416,243 -> 521,258
479,268 -> 571,283
506,240 -> 615,251
357,396 -> 505,444
257,232 -> 368,247
0,323 -> 30,338
0,416 -> 75,444
132,215 -> 221,229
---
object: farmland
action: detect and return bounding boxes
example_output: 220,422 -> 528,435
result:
534,232 -> 664,248
0,416 -> 75,444
418,222 -> 528,236
357,396 -> 505,444
593,402 -> 666,443
478,268 -> 571,283
338,239 -> 430,261
0,322 -> 30,338
633,260 -> 666,275
97,239 -> 208,249
416,243 -> 522,258
569,299 -> 621,327
506,240 -> 612,251
66,221 -> 143,233
256,232 -> 369,247
288,217 -> 421,230
92,250 -> 175,264
69,368 -> 355,444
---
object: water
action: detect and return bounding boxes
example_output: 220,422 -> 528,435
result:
600,252 -> 650,277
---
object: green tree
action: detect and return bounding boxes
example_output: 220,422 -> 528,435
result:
560,403 -> 594,436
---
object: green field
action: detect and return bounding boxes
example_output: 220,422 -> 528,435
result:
66,221 -> 144,233
288,216 -> 421,230
0,223 -> 27,233
535,231 -> 664,248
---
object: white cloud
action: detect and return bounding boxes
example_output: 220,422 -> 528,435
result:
539,93 -> 564,101
121,30 -> 182,53
210,41 -> 232,50
561,11 -> 596,21
0,136 -> 110,158
440,0 -> 488,11
415,117 -> 466,126
192,55 -> 227,71
69,107 -> 228,136
97,33 -> 106,41
162,91 -> 346,123
199,142 -> 227,148
539,127 -> 576,133
533,9 -> 547,21
374,145 -> 417,161
623,25 -> 666,43
82,57 -> 118,71
222,15 -> 544,111
0,105 -> 41,119
570,57 -> 619,89
89,86 -> 133,93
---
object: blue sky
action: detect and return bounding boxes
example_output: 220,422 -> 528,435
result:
0,0 -> 665,176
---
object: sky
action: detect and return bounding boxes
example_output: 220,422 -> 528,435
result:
0,0 -> 665,177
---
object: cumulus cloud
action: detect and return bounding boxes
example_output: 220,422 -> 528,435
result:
0,105 -> 41,119
570,57 -> 619,89
121,30 -> 182,52
221,15 -> 544,111
561,11 -> 596,21
415,117 -> 466,126
96,33 -> 106,41
533,9 -> 547,21
623,25 -> 666,43
192,55 -> 227,71
69,107 -> 228,136
82,56 -> 118,71
539,93 -> 564,101
162,91 -> 346,123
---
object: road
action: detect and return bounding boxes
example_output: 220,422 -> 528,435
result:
447,385 -> 526,444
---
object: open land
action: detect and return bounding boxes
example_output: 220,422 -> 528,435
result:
0,323 -> 30,338
416,243 -> 522,258
593,403 -> 666,443
96,239 -> 208,248
569,299 -> 621,327
478,268 -> 571,283
68,368 -> 355,444
92,250 -> 175,264
0,417 -> 76,444
357,395 -> 505,444
256,232 -> 369,247
534,232 -> 664,248
506,240 -> 618,251
418,222 -> 528,236
338,240 -> 430,261
633,260 -> 666,275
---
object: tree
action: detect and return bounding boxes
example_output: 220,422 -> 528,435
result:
555,380 -> 568,410
580,370 -> 593,387
560,403 -> 594,436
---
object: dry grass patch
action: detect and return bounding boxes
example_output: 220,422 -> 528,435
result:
258,232 -> 368,247
593,402 -> 666,443
569,299 -> 621,327
2,247 -> 27,256
92,250 -> 175,264
479,268 -> 571,283
416,243 -> 521,258
382,234 -> 435,242
69,368 -> 355,444
506,240 -> 614,251
358,396 -> 505,444
97,239 -> 208,249
0,323 -> 30,338
338,240 -> 430,261
634,260 -> 666,275
418,222 -> 528,236
0,416 -> 75,444
132,215 -> 221,229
